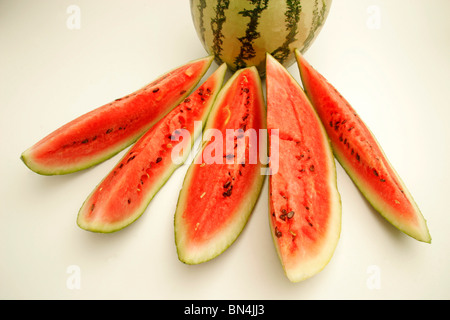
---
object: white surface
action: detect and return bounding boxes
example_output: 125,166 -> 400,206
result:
1,0 -> 449,300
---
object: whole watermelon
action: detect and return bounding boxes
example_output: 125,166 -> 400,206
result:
190,0 -> 332,76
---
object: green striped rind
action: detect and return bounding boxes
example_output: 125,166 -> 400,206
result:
190,0 -> 332,76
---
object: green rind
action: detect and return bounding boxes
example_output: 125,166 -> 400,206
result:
233,0 -> 270,71
335,146 -> 431,243
20,56 -> 214,176
77,64 -> 227,233
174,66 -> 266,264
190,0 -> 332,76
21,137 -> 135,176
266,53 -> 341,282
175,150 -> 266,265
270,0 -> 302,65
77,159 -> 181,233
295,49 -> 431,243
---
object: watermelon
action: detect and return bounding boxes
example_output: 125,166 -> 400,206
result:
266,53 -> 341,282
174,66 -> 266,264
77,64 -> 227,233
295,50 -> 431,243
190,0 -> 332,76
21,56 -> 213,175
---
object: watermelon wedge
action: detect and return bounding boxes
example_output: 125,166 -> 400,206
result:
21,56 -> 213,175
266,53 -> 341,282
295,50 -> 431,243
174,66 -> 266,264
77,63 -> 227,233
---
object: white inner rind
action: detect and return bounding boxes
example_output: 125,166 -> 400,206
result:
174,67 -> 267,264
77,63 -> 227,233
266,53 -> 342,283
21,55 -> 214,176
295,49 -> 431,244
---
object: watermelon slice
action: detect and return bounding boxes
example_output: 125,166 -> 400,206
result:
295,50 -> 431,243
21,56 -> 213,175
174,66 -> 266,264
266,53 -> 341,282
77,63 -> 227,233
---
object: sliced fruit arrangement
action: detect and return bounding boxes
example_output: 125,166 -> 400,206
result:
18,0 -> 431,286
174,66 -> 266,264
295,50 -> 431,243
266,53 -> 341,282
21,56 -> 213,175
77,64 -> 227,233
190,0 -> 332,76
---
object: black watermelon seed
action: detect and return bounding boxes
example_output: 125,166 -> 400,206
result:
275,226 -> 282,238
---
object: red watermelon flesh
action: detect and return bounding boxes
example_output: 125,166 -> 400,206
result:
174,66 -> 266,264
21,56 -> 213,175
77,64 -> 227,233
266,53 -> 341,282
296,50 -> 431,243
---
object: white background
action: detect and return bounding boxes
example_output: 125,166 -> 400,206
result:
1,0 -> 449,300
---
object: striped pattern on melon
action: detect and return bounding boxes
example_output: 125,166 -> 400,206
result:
190,0 -> 332,76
